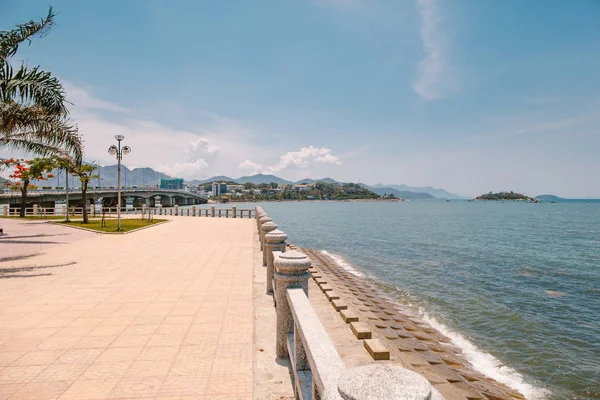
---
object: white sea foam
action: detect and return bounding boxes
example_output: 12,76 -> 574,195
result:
320,250 -> 364,277
418,309 -> 551,400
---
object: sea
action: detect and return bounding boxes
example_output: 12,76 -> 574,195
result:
249,200 -> 600,400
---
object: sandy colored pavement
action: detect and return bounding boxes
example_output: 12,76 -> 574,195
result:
0,218 -> 97,266
0,217 -> 255,400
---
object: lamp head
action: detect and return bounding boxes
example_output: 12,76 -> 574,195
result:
114,134 -> 125,141
122,146 -> 132,156
108,145 -> 118,156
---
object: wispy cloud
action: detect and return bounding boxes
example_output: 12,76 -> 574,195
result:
413,0 -> 446,101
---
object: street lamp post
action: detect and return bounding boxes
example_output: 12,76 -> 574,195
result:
108,134 -> 131,231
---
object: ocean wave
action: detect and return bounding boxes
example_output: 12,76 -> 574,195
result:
418,309 -> 551,400
320,250 -> 364,277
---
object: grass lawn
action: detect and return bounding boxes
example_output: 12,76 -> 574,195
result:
58,218 -> 166,233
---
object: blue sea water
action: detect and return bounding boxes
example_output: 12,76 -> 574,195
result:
256,201 -> 600,400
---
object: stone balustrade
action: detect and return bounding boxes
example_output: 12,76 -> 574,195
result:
1,206 -> 255,218
255,206 -> 445,400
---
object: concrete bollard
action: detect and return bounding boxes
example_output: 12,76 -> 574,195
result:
260,219 -> 275,253
3,205 -> 8,216
337,364 -> 445,400
232,206 -> 237,218
210,206 -> 215,217
274,250 -> 311,358
265,229 -> 288,294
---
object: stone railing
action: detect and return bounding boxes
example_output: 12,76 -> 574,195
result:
1,205 -> 255,219
256,205 -> 445,400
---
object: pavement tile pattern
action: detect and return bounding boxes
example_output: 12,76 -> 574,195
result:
0,217 -> 254,400
295,246 -> 526,400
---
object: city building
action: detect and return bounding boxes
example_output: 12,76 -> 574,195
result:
212,182 -> 227,196
160,178 -> 184,190
293,184 -> 314,192
226,184 -> 244,192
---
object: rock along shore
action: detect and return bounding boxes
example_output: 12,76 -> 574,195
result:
292,244 -> 526,400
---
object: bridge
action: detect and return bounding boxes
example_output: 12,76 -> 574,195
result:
0,188 -> 207,208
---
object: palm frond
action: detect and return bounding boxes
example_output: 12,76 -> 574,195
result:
0,7 -> 55,61
0,102 -> 83,162
1,63 -> 69,115
0,137 -> 66,158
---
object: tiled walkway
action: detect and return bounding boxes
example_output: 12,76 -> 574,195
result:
0,217 -> 254,399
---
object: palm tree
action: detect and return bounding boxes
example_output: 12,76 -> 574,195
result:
0,7 -> 83,161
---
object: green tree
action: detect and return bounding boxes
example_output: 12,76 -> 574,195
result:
68,162 -> 98,223
2,157 -> 55,217
0,7 -> 83,161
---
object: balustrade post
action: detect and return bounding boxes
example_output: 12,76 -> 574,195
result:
62,204 -> 66,216
337,365 -> 444,400
256,208 -> 265,232
258,217 -> 273,250
261,222 -> 277,265
33,204 -> 38,216
169,208 -> 173,216
175,205 -> 179,216
265,229 -> 287,294
274,250 -> 311,358
232,206 -> 237,218
3,205 -> 7,216
192,205 -> 196,216
210,206 -> 215,217
258,215 -> 271,243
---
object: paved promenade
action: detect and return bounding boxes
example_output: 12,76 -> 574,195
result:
0,217 -> 254,399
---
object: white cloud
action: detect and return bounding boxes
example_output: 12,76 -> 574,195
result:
155,159 -> 209,179
184,138 -> 219,160
238,160 -> 263,175
239,146 -> 341,175
413,0 -> 446,100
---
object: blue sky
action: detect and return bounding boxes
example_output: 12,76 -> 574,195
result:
1,0 -> 599,197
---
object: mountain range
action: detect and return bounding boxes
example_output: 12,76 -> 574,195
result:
12,165 -> 464,199
38,165 -> 171,189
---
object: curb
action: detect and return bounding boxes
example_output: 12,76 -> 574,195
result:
47,219 -> 170,235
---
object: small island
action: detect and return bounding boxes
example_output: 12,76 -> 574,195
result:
476,191 -> 532,201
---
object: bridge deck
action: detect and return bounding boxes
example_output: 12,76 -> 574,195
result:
0,217 -> 254,399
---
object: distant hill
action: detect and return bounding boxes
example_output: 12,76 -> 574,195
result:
41,165 -> 171,188
189,176 -> 237,185
295,177 -> 340,184
535,194 -> 564,201
371,187 -> 435,200
372,183 -> 463,199
236,174 -> 293,185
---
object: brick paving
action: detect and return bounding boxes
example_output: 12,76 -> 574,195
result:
0,217 -> 254,400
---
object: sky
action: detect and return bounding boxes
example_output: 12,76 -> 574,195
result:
1,0 -> 599,197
